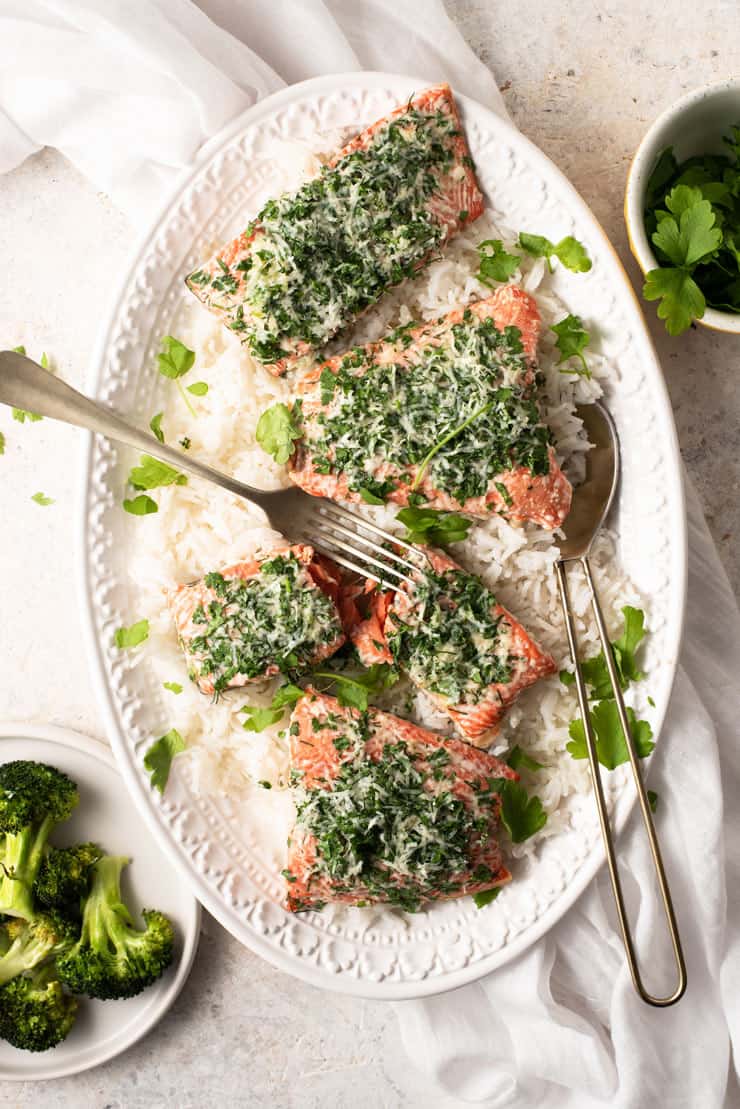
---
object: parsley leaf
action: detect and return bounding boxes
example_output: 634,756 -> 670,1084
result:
518,232 -> 592,272
476,239 -> 520,285
144,728 -> 186,794
648,789 -> 659,813
123,493 -> 158,516
241,682 -> 303,732
312,664 -> 399,711
643,268 -> 706,336
31,491 -> 54,506
651,186 -> 721,268
491,778 -> 548,843
645,147 -> 678,210
564,605 -> 646,701
114,619 -> 149,649
567,701 -> 655,770
0,431 -> 4,456
320,367 -> 337,405
359,487 -> 386,505
551,314 -> 591,376
507,745 -> 544,772
163,681 -> 183,694
128,454 -> 187,491
149,412 -> 164,443
187,382 -> 209,396
255,402 -> 302,465
473,887 -> 501,909
157,336 -> 195,379
396,506 -> 472,546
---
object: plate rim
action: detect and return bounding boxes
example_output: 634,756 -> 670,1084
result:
0,722 -> 201,1080
77,70 -> 687,999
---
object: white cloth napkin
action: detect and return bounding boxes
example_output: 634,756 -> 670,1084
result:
1,3 -> 738,1106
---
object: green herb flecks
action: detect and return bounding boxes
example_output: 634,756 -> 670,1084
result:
185,554 -> 343,695
187,100 -> 467,364
387,566 -> 511,704
31,492 -> 54,506
298,312 -> 550,505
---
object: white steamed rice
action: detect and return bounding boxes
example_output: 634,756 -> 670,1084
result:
128,139 -> 643,870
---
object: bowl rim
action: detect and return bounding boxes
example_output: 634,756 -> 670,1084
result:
624,76 -> 740,334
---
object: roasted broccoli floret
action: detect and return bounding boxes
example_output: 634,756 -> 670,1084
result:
34,842 -> 103,919
57,855 -> 174,1000
0,913 -> 77,986
0,963 -> 77,1052
0,761 -> 79,919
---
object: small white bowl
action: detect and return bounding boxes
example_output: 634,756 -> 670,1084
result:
625,77 -> 740,335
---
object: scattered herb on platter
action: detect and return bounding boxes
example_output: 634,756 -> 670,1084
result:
507,745 -> 545,772
473,887 -> 502,909
149,412 -> 164,443
490,778 -> 548,843
123,493 -> 158,516
187,382 -> 209,397
163,681 -> 183,695
561,606 -> 653,770
241,683 -> 303,732
395,506 -> 472,546
312,664 -> 400,712
255,402 -> 302,465
156,335 -> 199,416
648,789 -> 659,813
143,728 -> 186,793
517,232 -> 592,273
0,431 -> 5,455
114,619 -> 149,649
31,492 -> 54,506
551,314 -> 591,377
476,239 -> 520,284
128,454 -> 187,491
642,127 -> 740,333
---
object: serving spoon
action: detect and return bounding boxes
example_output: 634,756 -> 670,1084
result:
556,402 -> 686,1007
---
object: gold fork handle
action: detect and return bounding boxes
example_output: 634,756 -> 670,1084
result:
555,557 -> 687,1007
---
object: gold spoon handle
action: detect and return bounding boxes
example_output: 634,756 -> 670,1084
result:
555,556 -> 687,1007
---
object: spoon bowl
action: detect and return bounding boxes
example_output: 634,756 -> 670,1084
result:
557,402 -> 619,561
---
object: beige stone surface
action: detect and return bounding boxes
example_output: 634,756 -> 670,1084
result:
1,2 -> 739,1104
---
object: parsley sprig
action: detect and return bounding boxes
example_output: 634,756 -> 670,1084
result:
642,128 -> 740,333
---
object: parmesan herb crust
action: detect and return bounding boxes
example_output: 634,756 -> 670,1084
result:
299,311 -> 551,503
185,553 -> 342,694
292,712 -> 500,912
188,102 -> 464,364
387,568 -> 512,704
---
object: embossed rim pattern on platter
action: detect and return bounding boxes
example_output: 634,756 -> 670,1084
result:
79,72 -> 687,999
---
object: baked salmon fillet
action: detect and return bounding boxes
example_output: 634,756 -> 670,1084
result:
287,287 -> 572,529
185,84 -> 483,375
166,545 -> 345,696
348,549 -> 556,746
284,690 -> 517,912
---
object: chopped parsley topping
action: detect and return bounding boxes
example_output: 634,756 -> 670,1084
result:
184,554 -> 343,694
387,567 -> 512,704
293,718 -> 500,912
295,312 -> 550,504
187,98 -> 469,364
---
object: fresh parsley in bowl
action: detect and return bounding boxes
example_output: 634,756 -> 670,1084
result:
625,78 -> 740,335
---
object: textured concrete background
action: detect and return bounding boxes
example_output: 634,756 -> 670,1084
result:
0,1 -> 739,1105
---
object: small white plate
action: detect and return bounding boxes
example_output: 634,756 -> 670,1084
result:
0,723 -> 201,1081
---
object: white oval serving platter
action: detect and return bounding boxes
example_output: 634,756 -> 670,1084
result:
0,724 -> 200,1080
79,72 -> 686,999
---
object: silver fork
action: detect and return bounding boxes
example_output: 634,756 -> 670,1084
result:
0,350 -> 427,590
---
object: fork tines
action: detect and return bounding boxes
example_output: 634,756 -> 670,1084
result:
309,501 -> 429,592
